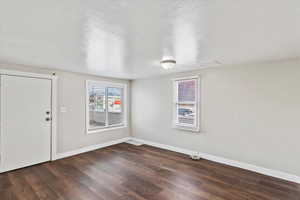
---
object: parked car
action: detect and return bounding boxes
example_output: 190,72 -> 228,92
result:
178,108 -> 193,116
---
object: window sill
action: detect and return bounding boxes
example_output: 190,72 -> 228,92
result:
87,125 -> 127,134
173,124 -> 200,133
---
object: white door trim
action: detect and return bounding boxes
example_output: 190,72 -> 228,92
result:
51,76 -> 58,161
0,77 -> 4,172
0,70 -> 58,172
0,70 -> 55,80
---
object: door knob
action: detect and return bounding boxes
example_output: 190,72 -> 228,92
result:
45,117 -> 51,121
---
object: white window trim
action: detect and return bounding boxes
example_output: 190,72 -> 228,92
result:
172,76 -> 201,132
85,80 -> 128,134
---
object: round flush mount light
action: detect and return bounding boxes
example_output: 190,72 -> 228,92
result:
160,59 -> 176,70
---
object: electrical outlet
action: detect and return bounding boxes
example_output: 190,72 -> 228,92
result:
190,154 -> 201,160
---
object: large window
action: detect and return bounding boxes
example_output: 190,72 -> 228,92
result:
86,80 -> 127,133
173,76 -> 200,132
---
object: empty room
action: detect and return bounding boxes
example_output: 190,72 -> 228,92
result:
0,0 -> 300,199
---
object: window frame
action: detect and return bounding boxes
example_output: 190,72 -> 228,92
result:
173,76 -> 200,132
86,80 -> 127,134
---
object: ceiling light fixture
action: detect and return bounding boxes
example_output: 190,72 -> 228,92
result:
160,59 -> 176,70
160,59 -> 176,69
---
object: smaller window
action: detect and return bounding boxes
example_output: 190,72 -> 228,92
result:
86,80 -> 127,134
173,76 -> 200,132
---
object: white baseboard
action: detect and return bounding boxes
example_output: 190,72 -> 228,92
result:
54,137 -> 131,160
131,137 -> 300,184
52,136 -> 300,184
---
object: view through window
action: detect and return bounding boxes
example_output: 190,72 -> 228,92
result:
174,77 -> 200,131
87,81 -> 125,132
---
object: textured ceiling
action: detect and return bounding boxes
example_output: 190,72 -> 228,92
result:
0,0 -> 299,79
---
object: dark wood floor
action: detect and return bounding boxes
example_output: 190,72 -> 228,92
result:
0,143 -> 299,200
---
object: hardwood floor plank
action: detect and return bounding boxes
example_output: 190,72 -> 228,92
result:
8,171 -> 40,200
0,173 -> 12,191
22,168 -> 63,200
0,143 -> 299,200
45,161 -> 104,200
32,164 -> 83,200
0,189 -> 19,200
60,158 -> 123,200
106,145 -> 252,199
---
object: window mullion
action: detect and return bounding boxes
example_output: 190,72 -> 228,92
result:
121,88 -> 124,125
176,103 -> 179,124
105,87 -> 109,127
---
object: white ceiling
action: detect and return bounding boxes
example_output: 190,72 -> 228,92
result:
0,0 -> 299,79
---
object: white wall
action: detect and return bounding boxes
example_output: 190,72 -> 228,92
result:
0,62 -> 130,154
131,59 -> 300,176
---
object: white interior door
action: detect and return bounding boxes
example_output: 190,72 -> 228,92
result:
0,75 -> 52,172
